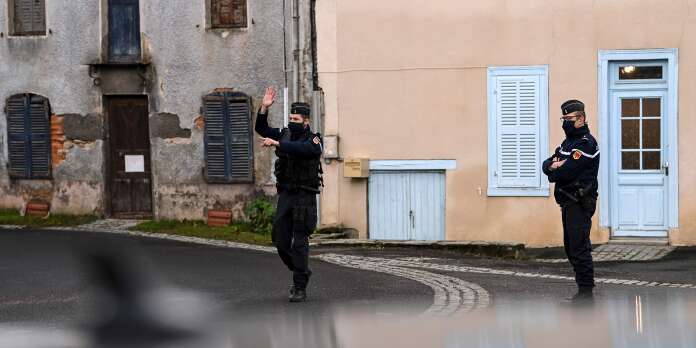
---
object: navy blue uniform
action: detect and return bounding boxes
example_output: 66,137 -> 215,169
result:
542,125 -> 600,289
254,111 -> 323,159
255,110 -> 322,290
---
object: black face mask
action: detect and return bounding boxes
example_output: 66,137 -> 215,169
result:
562,120 -> 576,135
288,121 -> 306,134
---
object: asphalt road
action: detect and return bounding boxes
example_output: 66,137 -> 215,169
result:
319,246 -> 696,303
3,228 -> 696,347
0,228 -> 432,326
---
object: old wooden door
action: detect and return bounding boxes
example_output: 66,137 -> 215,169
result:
107,96 -> 152,218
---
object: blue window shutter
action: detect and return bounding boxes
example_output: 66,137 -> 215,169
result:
108,0 -> 141,63
203,92 -> 254,184
226,94 -> 253,183
28,95 -> 51,178
204,95 -> 230,183
7,95 -> 28,178
6,94 -> 51,179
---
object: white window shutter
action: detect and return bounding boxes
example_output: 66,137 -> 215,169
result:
495,75 -> 541,188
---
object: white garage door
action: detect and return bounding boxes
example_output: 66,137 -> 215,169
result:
368,171 -> 445,240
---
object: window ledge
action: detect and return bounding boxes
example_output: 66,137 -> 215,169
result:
487,187 -> 550,197
5,33 -> 48,38
205,27 -> 250,34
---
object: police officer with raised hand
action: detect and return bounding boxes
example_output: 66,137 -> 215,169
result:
542,99 -> 600,305
255,86 -> 323,302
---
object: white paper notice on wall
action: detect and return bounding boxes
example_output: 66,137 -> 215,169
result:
124,155 -> 145,173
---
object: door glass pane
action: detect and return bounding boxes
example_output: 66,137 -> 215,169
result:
619,66 -> 663,80
642,151 -> 661,170
622,120 -> 640,149
621,99 -> 640,117
622,152 -> 640,170
643,98 -> 661,117
642,119 -> 661,149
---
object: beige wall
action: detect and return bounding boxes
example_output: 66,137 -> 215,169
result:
317,0 -> 696,246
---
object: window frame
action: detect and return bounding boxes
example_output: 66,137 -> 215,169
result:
206,0 -> 248,30
486,65 -> 549,197
611,60 -> 668,86
8,0 -> 47,37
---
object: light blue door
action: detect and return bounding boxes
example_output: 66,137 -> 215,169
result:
368,171 -> 411,240
368,171 -> 446,240
610,90 -> 669,237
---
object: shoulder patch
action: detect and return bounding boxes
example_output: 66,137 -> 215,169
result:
312,136 -> 320,145
573,150 -> 582,160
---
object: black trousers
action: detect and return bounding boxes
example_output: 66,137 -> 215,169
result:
561,200 -> 597,288
272,190 -> 317,290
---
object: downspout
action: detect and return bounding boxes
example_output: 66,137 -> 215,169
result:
282,0 -> 289,89
310,0 -> 319,92
292,0 -> 300,102
282,0 -> 290,125
309,0 -> 322,227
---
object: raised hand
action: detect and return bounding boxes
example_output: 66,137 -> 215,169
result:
260,86 -> 277,113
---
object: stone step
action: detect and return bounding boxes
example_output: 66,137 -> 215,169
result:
608,237 -> 669,246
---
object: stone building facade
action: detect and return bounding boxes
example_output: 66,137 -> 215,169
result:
0,0 -> 318,220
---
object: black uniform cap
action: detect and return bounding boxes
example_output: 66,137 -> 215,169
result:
561,99 -> 585,116
291,102 -> 311,117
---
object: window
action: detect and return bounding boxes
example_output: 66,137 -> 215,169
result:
9,0 -> 47,36
210,0 -> 247,29
487,66 -> 549,196
5,94 -> 51,179
203,91 -> 254,183
612,61 -> 667,85
108,0 -> 141,63
620,97 -> 662,171
618,65 -> 663,80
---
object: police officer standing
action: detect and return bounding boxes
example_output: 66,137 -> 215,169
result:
542,100 -> 600,304
255,86 -> 323,302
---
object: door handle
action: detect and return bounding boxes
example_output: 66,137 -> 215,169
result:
409,210 -> 415,229
662,162 -> 669,176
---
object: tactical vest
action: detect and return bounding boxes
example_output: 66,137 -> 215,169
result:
274,129 -> 323,193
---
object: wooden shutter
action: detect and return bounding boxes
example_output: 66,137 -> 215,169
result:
211,0 -> 247,28
32,0 -> 46,33
227,96 -> 253,182
203,92 -> 254,183
28,95 -> 51,178
204,95 -> 230,183
13,0 -> 46,35
495,75 -> 541,188
7,95 -> 28,178
6,94 -> 51,179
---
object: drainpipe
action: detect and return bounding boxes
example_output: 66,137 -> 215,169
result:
292,0 -> 300,102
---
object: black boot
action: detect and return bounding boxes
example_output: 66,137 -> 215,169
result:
561,286 -> 594,306
289,288 -> 307,302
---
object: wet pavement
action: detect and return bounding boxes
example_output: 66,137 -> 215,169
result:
2,227 -> 696,347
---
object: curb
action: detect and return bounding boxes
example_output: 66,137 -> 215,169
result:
1,224 -> 525,260
310,239 -> 527,260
